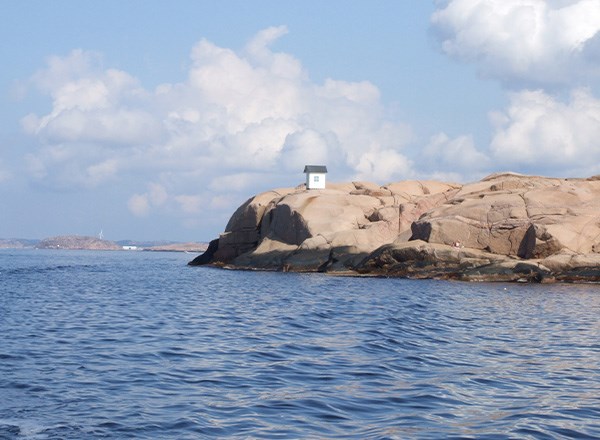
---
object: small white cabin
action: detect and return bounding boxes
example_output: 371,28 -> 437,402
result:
304,165 -> 327,189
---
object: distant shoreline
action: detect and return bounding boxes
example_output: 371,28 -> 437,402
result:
0,236 -> 208,253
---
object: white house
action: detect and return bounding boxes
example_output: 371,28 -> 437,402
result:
304,165 -> 327,189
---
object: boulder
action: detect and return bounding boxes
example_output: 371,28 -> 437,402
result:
188,238 -> 219,266
384,180 -> 459,200
358,240 -> 555,282
410,174 -> 600,259
409,193 -> 535,257
359,240 -> 513,279
539,252 -> 600,282
232,238 -> 298,269
212,188 -> 295,262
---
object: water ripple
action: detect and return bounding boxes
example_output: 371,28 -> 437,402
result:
2,250 -> 600,438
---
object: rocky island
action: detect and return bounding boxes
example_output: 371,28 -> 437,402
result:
0,238 -> 37,249
189,173 -> 600,283
36,235 -> 121,251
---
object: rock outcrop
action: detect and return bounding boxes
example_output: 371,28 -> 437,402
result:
144,242 -> 208,252
36,235 -> 121,251
190,173 -> 600,283
0,239 -> 37,249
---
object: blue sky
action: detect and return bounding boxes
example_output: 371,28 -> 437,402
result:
1,1 -> 600,242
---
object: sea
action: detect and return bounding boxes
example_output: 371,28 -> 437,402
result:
1,249 -> 600,439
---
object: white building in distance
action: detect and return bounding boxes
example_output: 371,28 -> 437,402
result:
304,165 -> 327,189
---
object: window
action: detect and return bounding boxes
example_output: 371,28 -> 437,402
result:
314,175 -> 320,183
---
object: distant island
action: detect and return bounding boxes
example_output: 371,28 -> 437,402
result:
0,238 -> 39,249
190,173 -> 600,283
0,236 -> 207,253
36,235 -> 122,250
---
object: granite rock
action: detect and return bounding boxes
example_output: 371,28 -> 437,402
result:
190,174 -> 600,283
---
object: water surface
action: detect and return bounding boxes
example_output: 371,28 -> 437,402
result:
1,249 -> 600,439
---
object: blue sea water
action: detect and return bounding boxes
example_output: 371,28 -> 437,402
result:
1,249 -> 600,439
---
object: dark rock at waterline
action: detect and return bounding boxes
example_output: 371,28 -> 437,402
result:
188,239 -> 219,266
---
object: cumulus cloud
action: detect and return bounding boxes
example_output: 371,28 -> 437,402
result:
431,0 -> 600,87
23,27 -> 414,222
175,194 -> 204,214
416,89 -> 600,180
490,88 -> 600,175
355,148 -> 413,182
280,129 -> 333,172
23,51 -> 157,145
127,183 -> 170,217
127,193 -> 150,217
430,0 -> 600,179
421,133 -> 491,180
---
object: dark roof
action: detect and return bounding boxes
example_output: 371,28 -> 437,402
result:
303,165 -> 328,173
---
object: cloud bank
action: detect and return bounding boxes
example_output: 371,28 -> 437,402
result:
21,15 -> 600,233
23,27 -> 414,222
432,0 -> 600,87
430,0 -> 600,178
490,88 -> 600,175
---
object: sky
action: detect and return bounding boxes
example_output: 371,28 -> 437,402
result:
1,0 -> 600,242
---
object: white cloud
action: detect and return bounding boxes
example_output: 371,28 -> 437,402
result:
127,193 -> 150,217
422,133 -> 491,179
126,183 -> 172,217
280,129 -> 332,172
175,194 -> 204,214
23,27 -> 414,223
431,0 -> 600,179
209,194 -> 238,210
431,0 -> 600,87
23,60 -> 158,146
86,159 -> 118,185
355,148 -> 413,182
490,88 -> 600,175
147,183 -> 168,206
23,142 -> 123,189
31,49 -> 102,93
